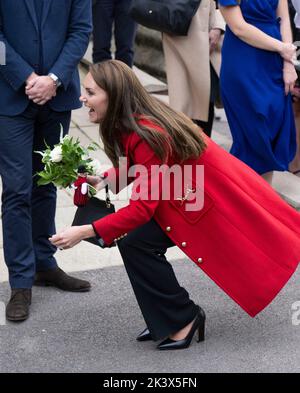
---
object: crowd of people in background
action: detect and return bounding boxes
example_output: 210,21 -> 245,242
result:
91,0 -> 300,181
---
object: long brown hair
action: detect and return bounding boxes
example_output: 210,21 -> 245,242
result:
89,60 -> 206,167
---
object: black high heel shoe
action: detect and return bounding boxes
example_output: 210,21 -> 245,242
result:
157,306 -> 206,351
136,327 -> 152,342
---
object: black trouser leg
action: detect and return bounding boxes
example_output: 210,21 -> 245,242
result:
114,0 -> 137,67
92,0 -> 114,64
193,102 -> 215,138
117,218 -> 198,341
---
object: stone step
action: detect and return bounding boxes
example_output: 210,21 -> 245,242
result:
273,171 -> 300,210
134,26 -> 166,81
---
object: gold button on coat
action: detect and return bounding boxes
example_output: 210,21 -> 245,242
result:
181,242 -> 187,247
166,226 -> 171,232
198,258 -> 203,263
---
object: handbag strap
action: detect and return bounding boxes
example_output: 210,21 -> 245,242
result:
99,174 -> 112,208
105,184 -> 111,208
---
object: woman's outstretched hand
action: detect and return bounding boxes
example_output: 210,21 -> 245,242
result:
49,225 -> 95,250
279,42 -> 297,63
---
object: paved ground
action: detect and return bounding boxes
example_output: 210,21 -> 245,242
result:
0,60 -> 300,373
1,261 -> 300,373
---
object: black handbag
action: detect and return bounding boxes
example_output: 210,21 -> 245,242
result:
129,0 -> 202,36
72,185 -> 115,246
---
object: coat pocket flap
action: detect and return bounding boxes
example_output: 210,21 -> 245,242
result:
169,187 -> 214,224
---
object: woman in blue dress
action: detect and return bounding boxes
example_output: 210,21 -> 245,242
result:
219,0 -> 297,184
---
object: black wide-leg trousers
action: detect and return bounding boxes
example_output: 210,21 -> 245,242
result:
117,218 -> 199,341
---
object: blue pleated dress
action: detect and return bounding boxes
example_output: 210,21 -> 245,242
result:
219,0 -> 296,174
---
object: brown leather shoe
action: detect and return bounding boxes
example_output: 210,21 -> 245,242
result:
6,289 -> 32,322
34,267 -> 91,292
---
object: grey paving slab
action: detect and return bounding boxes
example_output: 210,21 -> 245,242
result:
71,106 -> 94,128
56,188 -> 73,208
69,126 -> 102,149
0,261 -> 300,373
273,171 -> 300,210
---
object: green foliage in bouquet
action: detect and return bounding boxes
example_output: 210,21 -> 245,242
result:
35,125 -> 101,191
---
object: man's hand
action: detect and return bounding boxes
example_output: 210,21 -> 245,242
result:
25,75 -> 57,105
26,72 -> 39,87
209,28 -> 221,54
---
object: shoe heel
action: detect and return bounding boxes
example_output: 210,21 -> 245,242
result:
197,320 -> 205,342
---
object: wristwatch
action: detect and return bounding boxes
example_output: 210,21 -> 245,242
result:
91,223 -> 106,248
48,73 -> 62,88
95,236 -> 106,248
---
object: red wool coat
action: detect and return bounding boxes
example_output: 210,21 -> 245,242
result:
93,120 -> 300,317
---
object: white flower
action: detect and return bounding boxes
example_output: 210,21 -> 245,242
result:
89,159 -> 102,175
50,146 -> 63,163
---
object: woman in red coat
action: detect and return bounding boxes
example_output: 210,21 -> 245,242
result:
50,60 -> 300,351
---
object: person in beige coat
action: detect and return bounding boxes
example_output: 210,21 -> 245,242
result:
162,0 -> 225,137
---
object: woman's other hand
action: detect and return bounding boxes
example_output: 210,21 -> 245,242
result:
209,28 -> 221,54
291,85 -> 300,101
86,175 -> 106,191
283,61 -> 298,95
279,42 -> 297,62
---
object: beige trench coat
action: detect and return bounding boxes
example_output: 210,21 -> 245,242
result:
162,0 -> 225,121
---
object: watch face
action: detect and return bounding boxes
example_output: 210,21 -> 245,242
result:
49,74 -> 60,86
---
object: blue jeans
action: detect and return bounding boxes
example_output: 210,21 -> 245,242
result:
0,103 -> 71,288
92,0 -> 137,67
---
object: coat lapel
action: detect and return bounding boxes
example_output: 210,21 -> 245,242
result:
41,0 -> 53,28
24,0 -> 39,32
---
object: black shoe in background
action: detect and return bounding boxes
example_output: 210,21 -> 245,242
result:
34,267 -> 91,292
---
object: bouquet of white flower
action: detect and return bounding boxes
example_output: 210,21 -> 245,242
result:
35,126 -> 102,193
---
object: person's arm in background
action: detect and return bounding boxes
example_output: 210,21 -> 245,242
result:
0,9 -> 37,91
209,0 -> 226,53
277,0 -> 298,94
219,0 -> 296,61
